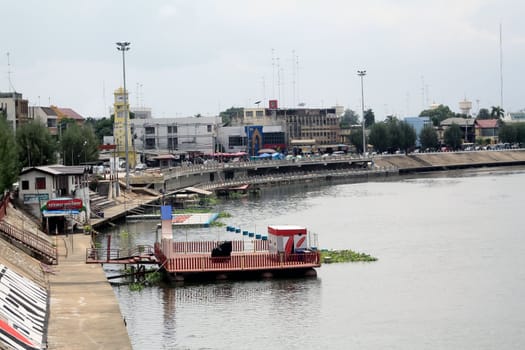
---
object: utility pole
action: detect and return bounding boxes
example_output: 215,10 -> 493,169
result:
116,41 -> 131,191
357,70 -> 367,155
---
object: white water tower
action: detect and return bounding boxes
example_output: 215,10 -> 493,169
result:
459,99 -> 472,116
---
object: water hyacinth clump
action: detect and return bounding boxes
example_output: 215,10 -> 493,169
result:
320,249 -> 377,263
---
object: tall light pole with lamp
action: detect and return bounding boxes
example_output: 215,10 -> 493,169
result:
357,70 -> 367,155
116,41 -> 131,192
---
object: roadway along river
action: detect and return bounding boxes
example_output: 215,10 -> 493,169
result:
99,167 -> 525,350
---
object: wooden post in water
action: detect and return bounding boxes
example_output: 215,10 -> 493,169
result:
107,235 -> 112,261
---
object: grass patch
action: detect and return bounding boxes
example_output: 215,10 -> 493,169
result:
320,249 -> 377,263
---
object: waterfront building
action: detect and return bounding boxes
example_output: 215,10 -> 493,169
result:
475,119 -> 500,144
17,165 -> 90,231
230,105 -> 341,151
130,116 -> 220,159
0,91 -> 29,132
50,105 -> 85,125
404,116 -> 432,147
440,117 -> 476,143
508,111 -> 525,123
131,106 -> 152,119
29,106 -> 60,136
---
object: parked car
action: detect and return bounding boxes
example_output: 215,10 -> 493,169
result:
135,163 -> 147,171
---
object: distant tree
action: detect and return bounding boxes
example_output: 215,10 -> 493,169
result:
219,107 -> 243,126
419,105 -> 455,126
385,115 -> 398,123
195,113 -> 203,118
85,116 -> 114,143
516,123 -> 525,144
398,122 -> 417,153
16,120 -> 56,168
340,109 -> 359,128
498,124 -> 517,143
364,109 -> 375,128
368,122 -> 390,153
443,123 -> 463,150
0,116 -> 19,193
419,125 -> 439,150
349,128 -> 364,154
476,108 -> 491,120
60,124 -> 99,165
490,106 -> 505,119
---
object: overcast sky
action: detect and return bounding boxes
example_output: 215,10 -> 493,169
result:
3,1 -> 524,120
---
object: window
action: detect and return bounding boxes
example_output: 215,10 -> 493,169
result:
145,126 -> 155,135
256,110 -> 264,117
245,111 -> 253,117
168,125 -> 177,134
168,137 -> 178,150
229,136 -> 246,147
35,177 -> 46,190
22,180 -> 29,190
263,132 -> 285,144
207,125 -> 212,132
145,138 -> 156,149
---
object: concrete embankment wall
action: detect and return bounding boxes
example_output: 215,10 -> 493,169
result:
372,150 -> 525,172
0,204 -> 49,350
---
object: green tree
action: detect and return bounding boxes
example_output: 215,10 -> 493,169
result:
419,125 -> 439,150
340,109 -> 359,128
515,123 -> 525,144
498,123 -> 517,143
60,123 -> 99,165
364,109 -> 375,128
0,116 -> 19,193
398,122 -> 417,153
368,122 -> 390,153
85,116 -> 114,143
419,105 -> 455,126
477,108 -> 491,120
219,107 -> 243,126
16,120 -> 56,168
490,106 -> 505,119
443,123 -> 463,150
349,128 -> 364,154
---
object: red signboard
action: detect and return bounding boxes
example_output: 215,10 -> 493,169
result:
98,144 -> 117,150
47,198 -> 83,210
269,99 -> 278,109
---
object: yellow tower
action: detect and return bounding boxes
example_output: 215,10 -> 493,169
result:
113,87 -> 136,167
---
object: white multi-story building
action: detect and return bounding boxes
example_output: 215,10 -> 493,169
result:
130,116 -> 221,156
0,91 -> 29,132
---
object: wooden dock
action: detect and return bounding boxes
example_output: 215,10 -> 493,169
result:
154,239 -> 321,282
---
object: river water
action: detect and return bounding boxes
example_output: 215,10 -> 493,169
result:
100,168 -> 525,350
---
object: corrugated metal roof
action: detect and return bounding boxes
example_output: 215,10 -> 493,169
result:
476,119 -> 499,128
58,108 -> 84,121
20,165 -> 87,176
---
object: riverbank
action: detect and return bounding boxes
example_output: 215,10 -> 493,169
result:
372,149 -> 525,172
0,202 -> 132,350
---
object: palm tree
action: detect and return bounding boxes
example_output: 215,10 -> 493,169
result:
490,106 -> 505,119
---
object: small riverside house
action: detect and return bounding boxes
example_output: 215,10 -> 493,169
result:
18,165 -> 90,233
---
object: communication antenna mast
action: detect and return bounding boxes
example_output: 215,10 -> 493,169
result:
136,82 -> 140,107
277,57 -> 281,104
6,52 -> 15,92
292,50 -> 296,107
295,54 -> 300,106
499,22 -> 504,110
271,48 -> 276,99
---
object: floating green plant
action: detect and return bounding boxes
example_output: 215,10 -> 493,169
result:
320,249 -> 377,263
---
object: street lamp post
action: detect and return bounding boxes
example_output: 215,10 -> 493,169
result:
357,70 -> 367,155
116,41 -> 131,192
